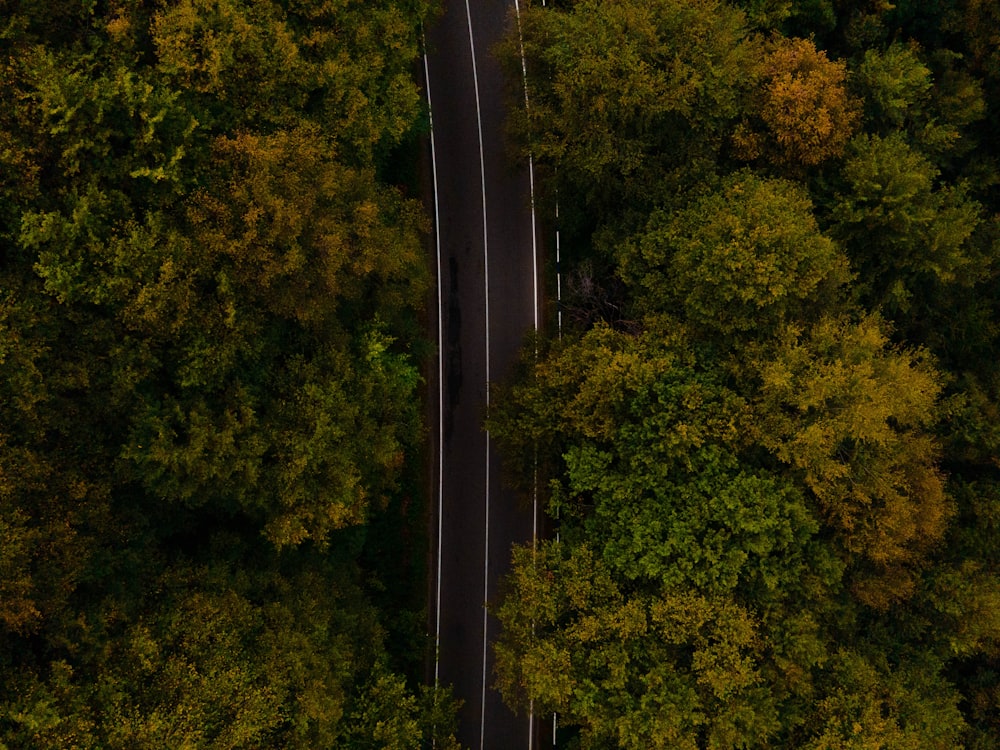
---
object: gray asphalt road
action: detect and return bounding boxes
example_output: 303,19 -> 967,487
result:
424,1 -> 541,747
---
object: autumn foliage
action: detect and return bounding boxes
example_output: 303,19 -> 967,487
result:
0,0 -> 456,746
495,0 -> 1000,746
734,36 -> 860,168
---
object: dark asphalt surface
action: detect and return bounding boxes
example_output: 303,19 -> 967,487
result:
424,1 -> 541,747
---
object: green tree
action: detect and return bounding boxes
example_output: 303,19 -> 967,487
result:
498,541 -> 970,749
619,171 -> 850,337
493,1 -> 1000,745
490,324 -> 745,487
0,551 -> 461,749
151,0 -> 431,161
495,327 -> 820,596
491,327 -> 840,745
962,0 -> 1000,80
855,43 -> 934,131
853,43 -> 986,164
492,319 -> 964,745
798,650 -> 966,750
828,132 -> 984,316
17,123 -> 428,548
918,480 -> 1000,748
504,0 -> 755,220
497,543 -> 783,750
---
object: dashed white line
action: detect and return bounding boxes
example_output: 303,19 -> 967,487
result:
556,198 -> 561,339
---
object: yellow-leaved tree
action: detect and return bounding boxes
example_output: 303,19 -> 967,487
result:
750,314 -> 951,607
734,36 -> 860,171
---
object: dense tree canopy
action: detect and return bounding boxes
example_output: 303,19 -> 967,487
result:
495,0 -> 1000,747
502,0 -> 756,224
0,0 -> 457,747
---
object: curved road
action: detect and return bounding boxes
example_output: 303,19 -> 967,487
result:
424,1 -> 541,748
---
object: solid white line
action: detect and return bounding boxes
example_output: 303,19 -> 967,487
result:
460,2 -> 491,749
529,698 -> 535,750
422,48 -> 445,699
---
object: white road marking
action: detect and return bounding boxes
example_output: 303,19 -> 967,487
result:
556,198 -> 561,339
530,155 -> 539,336
430,1 -> 545,745
459,2 -> 492,749
422,46 -> 445,704
423,42 -> 453,750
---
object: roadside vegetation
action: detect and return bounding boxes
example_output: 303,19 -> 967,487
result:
0,1 -> 461,747
493,1 -> 1000,747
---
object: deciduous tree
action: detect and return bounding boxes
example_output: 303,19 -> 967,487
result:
750,314 -> 950,606
733,36 -> 860,171
828,133 -> 983,315
504,0 -> 755,218
619,172 -> 850,337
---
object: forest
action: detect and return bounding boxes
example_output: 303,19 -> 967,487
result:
491,0 -> 1000,748
4,0 -> 1000,748
0,1 -> 462,747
